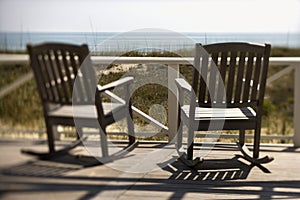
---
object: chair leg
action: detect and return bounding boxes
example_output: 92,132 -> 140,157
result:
187,126 -> 194,160
239,129 -> 245,146
100,128 -> 109,158
127,110 -> 135,145
176,118 -> 183,151
76,127 -> 83,140
253,127 -> 261,159
46,122 -> 55,153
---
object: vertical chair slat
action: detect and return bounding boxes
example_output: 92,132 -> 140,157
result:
192,45 -> 201,97
235,51 -> 246,103
227,51 -> 237,104
36,54 -> 50,101
258,44 -> 271,106
198,50 -> 209,105
217,51 -> 227,104
70,52 -> 85,103
54,50 -> 69,103
79,45 -> 96,104
61,50 -> 75,104
42,53 -> 56,102
208,52 -> 219,103
79,55 -> 95,104
251,53 -> 263,101
47,49 -> 63,103
46,52 -> 60,102
243,52 -> 254,102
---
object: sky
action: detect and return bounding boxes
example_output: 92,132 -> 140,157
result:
0,0 -> 299,33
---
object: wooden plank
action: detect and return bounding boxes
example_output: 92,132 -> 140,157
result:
47,49 -> 63,103
242,52 -> 254,102
60,50 -> 77,104
198,54 -> 209,104
41,53 -> 55,101
208,52 -> 219,103
227,51 -> 237,103
217,51 -> 227,103
251,54 -> 262,101
54,50 -> 69,103
235,51 -> 246,103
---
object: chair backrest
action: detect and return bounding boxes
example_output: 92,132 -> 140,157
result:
192,42 -> 271,109
27,43 -> 97,106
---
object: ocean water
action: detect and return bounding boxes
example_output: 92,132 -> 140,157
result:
0,32 -> 299,53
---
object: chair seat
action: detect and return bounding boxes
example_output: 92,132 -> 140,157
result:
48,103 -> 127,127
181,105 -> 256,120
49,105 -> 98,119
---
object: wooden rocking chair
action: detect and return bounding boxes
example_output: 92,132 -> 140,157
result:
23,43 -> 138,162
176,42 -> 273,167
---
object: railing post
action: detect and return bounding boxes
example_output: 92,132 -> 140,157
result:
294,65 -> 300,147
168,64 -> 179,143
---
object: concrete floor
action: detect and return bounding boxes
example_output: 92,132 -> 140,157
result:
0,139 -> 299,200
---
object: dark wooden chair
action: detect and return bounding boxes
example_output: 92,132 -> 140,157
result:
176,42 -> 273,167
23,43 -> 137,161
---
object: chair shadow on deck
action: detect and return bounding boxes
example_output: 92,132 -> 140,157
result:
161,156 -> 254,181
0,154 -> 86,178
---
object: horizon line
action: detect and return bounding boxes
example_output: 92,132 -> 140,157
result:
0,30 -> 300,34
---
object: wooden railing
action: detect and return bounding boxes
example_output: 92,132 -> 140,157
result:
0,54 -> 300,146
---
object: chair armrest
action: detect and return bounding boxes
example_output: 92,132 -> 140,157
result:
175,78 -> 193,105
97,77 -> 134,92
175,78 -> 192,93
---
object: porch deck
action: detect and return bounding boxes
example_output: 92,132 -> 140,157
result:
0,139 -> 299,200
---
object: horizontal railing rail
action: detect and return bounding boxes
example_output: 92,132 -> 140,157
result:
0,54 -> 299,146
